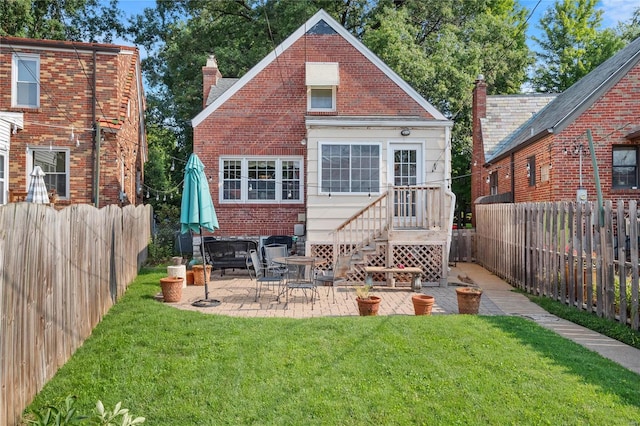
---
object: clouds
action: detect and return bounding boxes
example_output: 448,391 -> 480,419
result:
599,0 -> 638,27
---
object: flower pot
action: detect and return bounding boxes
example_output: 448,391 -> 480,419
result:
192,264 -> 212,286
356,296 -> 381,316
186,270 -> 195,285
160,276 -> 183,303
411,294 -> 435,316
455,287 -> 482,314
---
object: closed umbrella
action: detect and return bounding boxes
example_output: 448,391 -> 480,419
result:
180,153 -> 220,307
26,166 -> 50,204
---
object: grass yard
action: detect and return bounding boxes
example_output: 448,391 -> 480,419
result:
24,269 -> 640,425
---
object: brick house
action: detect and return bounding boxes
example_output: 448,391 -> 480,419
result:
192,10 -> 455,285
472,36 -> 640,218
0,36 -> 146,207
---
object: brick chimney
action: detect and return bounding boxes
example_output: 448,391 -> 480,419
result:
202,54 -> 222,108
471,74 -> 487,226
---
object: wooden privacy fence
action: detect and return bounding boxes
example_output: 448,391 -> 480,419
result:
476,200 -> 639,331
0,203 -> 151,426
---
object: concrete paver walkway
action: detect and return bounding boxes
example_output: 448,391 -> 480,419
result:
166,262 -> 640,375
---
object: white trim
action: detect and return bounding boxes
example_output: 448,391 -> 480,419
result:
307,86 -> 336,112
318,141 -> 382,195
219,156 -> 304,204
306,117 -> 453,128
192,9 -> 448,127
26,146 -> 70,199
12,53 -> 40,108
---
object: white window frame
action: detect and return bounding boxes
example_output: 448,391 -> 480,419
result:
26,147 -> 70,200
307,86 -> 336,112
12,53 -> 40,108
219,156 -> 304,204
319,142 -> 381,195
0,149 -> 6,205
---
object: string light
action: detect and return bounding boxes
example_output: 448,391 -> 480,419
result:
146,190 -> 149,198
170,160 -> 175,171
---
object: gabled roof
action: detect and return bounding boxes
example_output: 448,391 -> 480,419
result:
488,36 -> 640,163
192,9 -> 448,127
481,93 -> 556,160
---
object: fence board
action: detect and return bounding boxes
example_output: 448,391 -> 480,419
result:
0,203 -> 151,426
476,200 -> 640,332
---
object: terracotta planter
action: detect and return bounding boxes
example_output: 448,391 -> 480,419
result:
356,296 -> 381,316
192,265 -> 212,286
186,270 -> 195,285
411,294 -> 435,316
455,287 -> 483,314
160,276 -> 183,303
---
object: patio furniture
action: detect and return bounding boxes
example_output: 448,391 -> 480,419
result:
364,266 -> 423,290
248,249 -> 284,301
202,238 -> 258,276
314,254 -> 352,303
277,256 -> 324,308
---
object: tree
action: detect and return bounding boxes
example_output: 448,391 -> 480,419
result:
362,0 -> 532,215
531,0 -> 626,93
0,0 -> 125,42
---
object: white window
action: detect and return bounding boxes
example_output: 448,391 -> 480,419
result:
320,143 -> 380,194
0,152 -> 5,205
308,86 -> 336,111
221,157 -> 303,203
28,148 -> 69,199
12,54 -> 40,108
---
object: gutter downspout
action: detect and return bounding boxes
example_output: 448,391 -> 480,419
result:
444,125 -> 456,286
92,50 -> 100,208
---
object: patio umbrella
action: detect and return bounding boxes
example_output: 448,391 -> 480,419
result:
180,153 -> 220,307
26,166 -> 50,204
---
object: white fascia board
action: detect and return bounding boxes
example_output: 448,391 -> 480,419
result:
192,9 -> 448,128
305,117 -> 453,128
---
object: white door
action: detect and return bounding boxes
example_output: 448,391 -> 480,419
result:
390,144 -> 422,227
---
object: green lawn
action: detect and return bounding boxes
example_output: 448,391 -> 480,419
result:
24,269 -> 640,425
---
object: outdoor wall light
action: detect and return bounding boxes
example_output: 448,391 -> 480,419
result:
401,128 -> 411,136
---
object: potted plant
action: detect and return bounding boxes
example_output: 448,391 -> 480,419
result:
355,284 -> 381,316
455,286 -> 483,314
411,294 -> 435,315
160,276 -> 183,303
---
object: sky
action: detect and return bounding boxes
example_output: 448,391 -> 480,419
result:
111,0 -> 638,60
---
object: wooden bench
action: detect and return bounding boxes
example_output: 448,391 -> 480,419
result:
364,266 -> 423,290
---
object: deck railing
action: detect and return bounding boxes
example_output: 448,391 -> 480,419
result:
333,185 -> 445,259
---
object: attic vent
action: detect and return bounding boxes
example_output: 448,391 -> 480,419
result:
306,62 -> 339,86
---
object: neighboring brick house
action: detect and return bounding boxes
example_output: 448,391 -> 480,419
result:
193,10 -> 454,284
0,36 -> 146,207
472,36 -> 640,219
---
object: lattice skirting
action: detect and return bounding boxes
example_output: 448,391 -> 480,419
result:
309,242 -> 444,286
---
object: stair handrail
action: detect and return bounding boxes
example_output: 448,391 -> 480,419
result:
333,192 -> 388,260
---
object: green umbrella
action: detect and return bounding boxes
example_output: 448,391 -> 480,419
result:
180,153 -> 220,306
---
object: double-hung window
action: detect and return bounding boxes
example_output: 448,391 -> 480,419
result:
13,54 -> 40,108
0,151 -> 6,205
613,146 -> 639,188
320,143 -> 380,194
221,157 -> 302,203
489,171 -> 498,195
29,148 -> 69,199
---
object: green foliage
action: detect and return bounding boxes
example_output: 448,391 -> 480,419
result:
0,0 -> 125,42
531,0 -> 626,92
147,203 -> 182,265
23,396 -> 144,426
526,293 -> 640,349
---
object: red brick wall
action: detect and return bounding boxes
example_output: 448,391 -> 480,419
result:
478,62 -> 640,206
195,32 -> 433,237
0,41 -> 143,207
